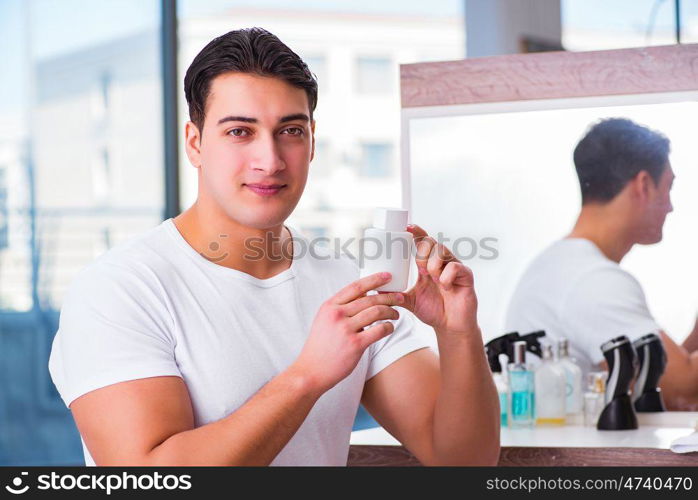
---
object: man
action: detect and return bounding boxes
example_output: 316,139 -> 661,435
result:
506,118 -> 698,410
48,28 -> 499,466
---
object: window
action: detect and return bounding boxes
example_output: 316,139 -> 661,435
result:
91,147 -> 111,203
302,55 -> 327,91
562,0 -> 678,50
90,71 -> 112,120
680,0 -> 698,43
0,0 -> 164,465
356,56 -> 393,94
0,168 -> 7,250
309,139 -> 331,178
302,226 -> 328,240
359,142 -> 393,178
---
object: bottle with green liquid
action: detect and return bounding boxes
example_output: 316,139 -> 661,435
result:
508,341 -> 535,429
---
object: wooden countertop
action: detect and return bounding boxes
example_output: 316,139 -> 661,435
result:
348,413 -> 698,466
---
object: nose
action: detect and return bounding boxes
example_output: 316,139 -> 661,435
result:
250,133 -> 286,175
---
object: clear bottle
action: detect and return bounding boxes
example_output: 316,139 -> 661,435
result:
534,344 -> 567,426
493,370 -> 509,427
557,338 -> 584,415
359,207 -> 412,292
508,341 -> 535,429
584,371 -> 607,426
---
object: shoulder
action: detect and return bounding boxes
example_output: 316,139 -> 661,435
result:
518,238 -> 627,288
559,258 -> 650,321
96,219 -> 174,270
569,262 -> 644,298
63,221 -> 175,312
532,238 -> 611,268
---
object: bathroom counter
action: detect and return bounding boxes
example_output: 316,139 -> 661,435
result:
348,412 -> 698,466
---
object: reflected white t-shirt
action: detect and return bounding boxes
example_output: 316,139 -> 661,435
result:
505,238 -> 660,375
48,219 -> 429,466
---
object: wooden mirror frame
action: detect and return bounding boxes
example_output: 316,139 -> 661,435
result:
399,44 -> 698,211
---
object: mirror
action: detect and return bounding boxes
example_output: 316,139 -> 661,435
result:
406,95 -> 698,347
401,45 -> 698,416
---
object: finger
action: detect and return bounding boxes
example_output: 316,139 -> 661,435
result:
426,244 -> 445,282
426,243 -> 458,283
457,263 -> 475,288
409,224 -> 453,282
350,305 -> 399,331
343,292 -> 405,317
415,237 -> 436,277
439,242 -> 458,262
407,223 -> 432,276
333,272 -> 391,305
443,262 -> 475,290
406,223 -> 429,243
395,287 -> 416,313
358,320 -> 395,349
438,261 -> 461,291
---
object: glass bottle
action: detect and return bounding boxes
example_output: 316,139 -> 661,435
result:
508,341 -> 535,429
535,344 -> 566,426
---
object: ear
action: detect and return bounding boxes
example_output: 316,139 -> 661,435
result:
184,121 -> 203,169
634,170 -> 654,202
309,120 -> 316,163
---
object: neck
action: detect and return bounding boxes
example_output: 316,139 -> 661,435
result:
568,203 -> 635,263
173,199 -> 294,279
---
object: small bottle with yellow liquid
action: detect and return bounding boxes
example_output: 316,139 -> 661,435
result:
534,344 -> 567,426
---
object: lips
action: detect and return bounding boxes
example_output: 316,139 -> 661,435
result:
244,183 -> 287,196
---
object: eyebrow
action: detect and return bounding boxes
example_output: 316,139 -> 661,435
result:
217,113 -> 310,126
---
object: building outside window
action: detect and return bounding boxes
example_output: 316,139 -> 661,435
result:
0,0 -> 164,465
0,167 -> 7,250
355,56 -> 393,94
359,142 -> 393,178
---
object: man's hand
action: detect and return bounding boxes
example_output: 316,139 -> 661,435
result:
387,223 -> 478,336
364,224 -> 499,466
292,271 -> 405,393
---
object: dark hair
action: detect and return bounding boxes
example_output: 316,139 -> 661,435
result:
573,118 -> 670,204
184,27 -> 318,133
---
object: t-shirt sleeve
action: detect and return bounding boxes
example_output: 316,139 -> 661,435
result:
365,304 -> 431,381
48,261 -> 182,408
560,266 -> 661,367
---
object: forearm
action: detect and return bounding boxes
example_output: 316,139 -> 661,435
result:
658,331 -> 698,410
429,329 -> 500,465
681,317 -> 698,353
145,365 -> 323,465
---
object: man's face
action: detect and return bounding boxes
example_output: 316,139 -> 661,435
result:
638,163 -> 674,244
186,72 -> 314,229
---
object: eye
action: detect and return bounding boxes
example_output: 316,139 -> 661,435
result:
227,128 -> 249,137
282,127 -> 304,136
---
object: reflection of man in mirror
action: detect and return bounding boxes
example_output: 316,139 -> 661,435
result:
505,118 -> 698,410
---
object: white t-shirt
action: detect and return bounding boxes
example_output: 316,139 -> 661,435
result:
48,219 -> 430,466
505,238 -> 660,375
